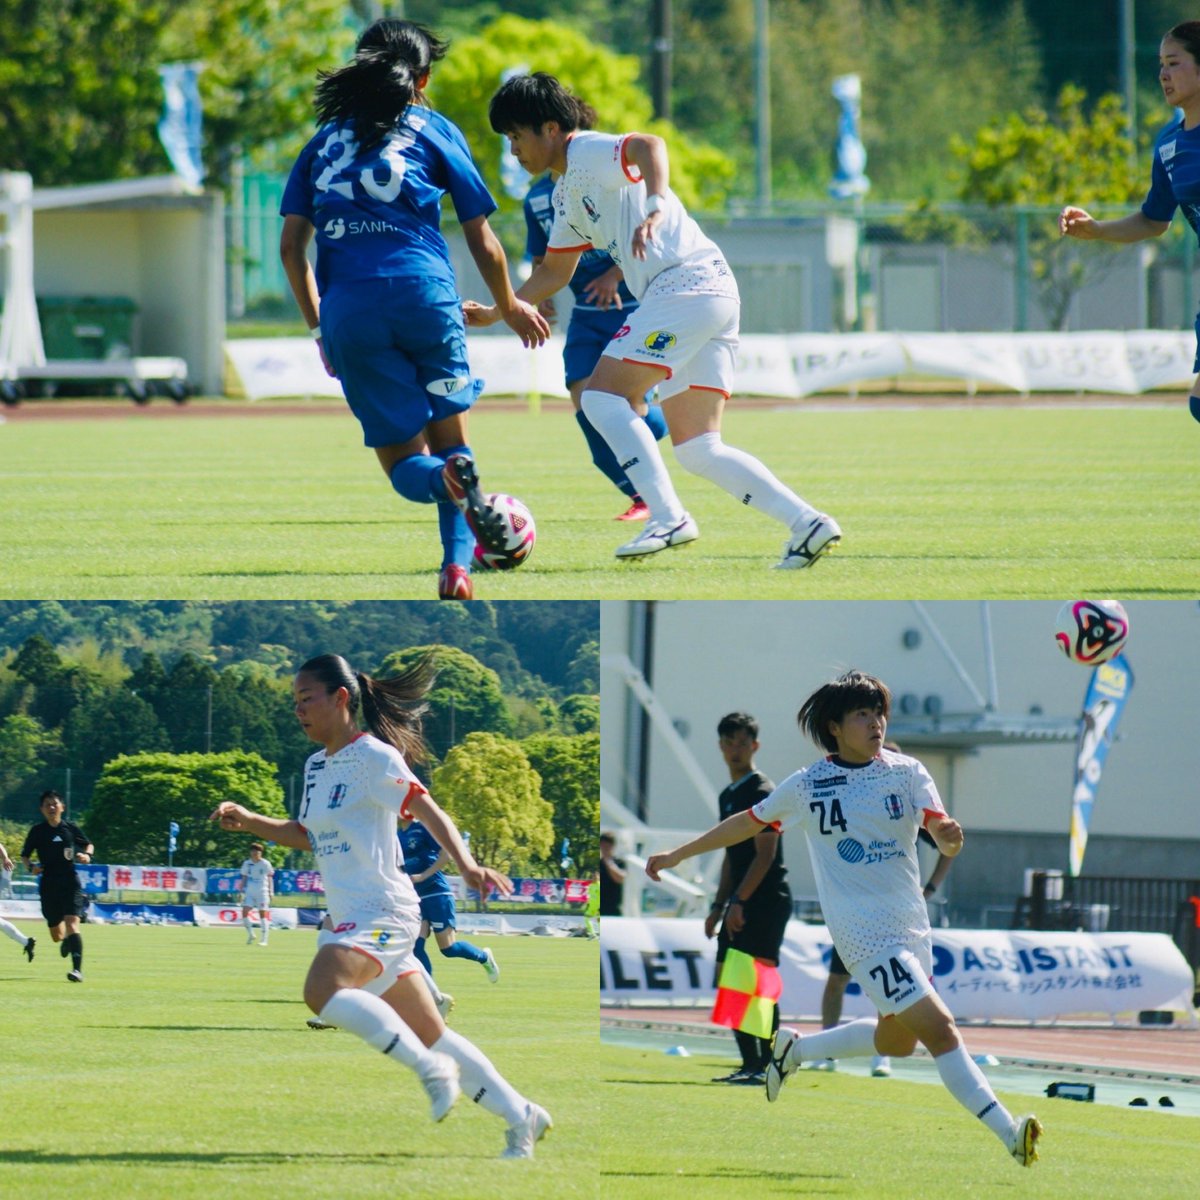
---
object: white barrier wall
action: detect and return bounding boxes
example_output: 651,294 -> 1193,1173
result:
600,918 -> 1195,1022
224,330 -> 1196,401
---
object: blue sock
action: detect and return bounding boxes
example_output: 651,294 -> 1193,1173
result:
643,402 -> 668,441
440,939 -> 487,965
1190,394 -> 1200,423
389,454 -> 444,504
438,501 -> 473,569
575,410 -> 637,498
414,937 -> 434,975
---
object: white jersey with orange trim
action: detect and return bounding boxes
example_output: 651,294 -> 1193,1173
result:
239,857 -> 274,903
298,732 -> 423,928
545,130 -> 733,301
750,748 -> 946,967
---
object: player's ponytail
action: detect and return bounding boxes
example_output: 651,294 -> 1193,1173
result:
314,18 -> 448,151
356,658 -> 434,764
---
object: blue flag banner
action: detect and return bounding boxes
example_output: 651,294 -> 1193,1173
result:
1069,654 -> 1133,876
830,74 -> 869,199
157,62 -> 204,188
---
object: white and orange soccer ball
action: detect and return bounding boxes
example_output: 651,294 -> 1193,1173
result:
473,494 -> 536,571
1054,599 -> 1129,666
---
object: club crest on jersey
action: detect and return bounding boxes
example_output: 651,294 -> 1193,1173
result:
327,783 -> 347,809
883,793 -> 904,820
644,330 -> 677,353
369,929 -> 391,946
582,195 -> 601,222
324,218 -> 347,239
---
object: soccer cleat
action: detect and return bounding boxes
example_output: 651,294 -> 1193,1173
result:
501,1102 -> 553,1159
764,1028 -> 801,1102
420,1053 -> 461,1123
442,455 -> 510,558
870,1055 -> 892,1077
66,968 -> 83,983
435,991 -> 456,1020
438,563 -> 473,600
615,499 -> 651,521
306,1017 -> 337,1031
774,514 -> 842,569
23,937 -> 35,962
614,513 -> 699,558
483,948 -> 500,983
1009,1115 -> 1043,1167
711,1068 -> 753,1083
732,1070 -> 766,1086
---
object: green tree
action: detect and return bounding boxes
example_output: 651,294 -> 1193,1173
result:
153,653 -> 220,753
88,750 -> 286,864
431,732 -> 552,874
377,645 -> 514,759
428,14 -> 734,216
557,694 -> 599,735
521,731 -> 598,874
0,714 -> 60,804
953,86 -> 1143,329
62,689 -> 169,781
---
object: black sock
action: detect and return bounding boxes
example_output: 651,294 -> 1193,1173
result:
734,1029 -> 760,1072
64,932 -> 82,969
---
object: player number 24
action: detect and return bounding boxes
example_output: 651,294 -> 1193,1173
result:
809,797 -> 848,835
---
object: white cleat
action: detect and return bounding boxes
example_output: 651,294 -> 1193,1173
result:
804,1057 -> 836,1072
774,514 -> 841,569
501,1102 -> 553,1159
870,1055 -> 892,1077
764,1028 -> 801,1102
615,513 -> 699,558
435,991 -> 456,1020
1009,1114 -> 1043,1167
420,1053 -> 461,1123
483,948 -> 500,984
306,1017 -> 337,1031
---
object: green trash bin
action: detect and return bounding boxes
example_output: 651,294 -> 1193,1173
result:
37,296 -> 138,359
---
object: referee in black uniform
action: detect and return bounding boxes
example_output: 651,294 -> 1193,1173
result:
705,712 -> 792,1084
20,789 -> 93,982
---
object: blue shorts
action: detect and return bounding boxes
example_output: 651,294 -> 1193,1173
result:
418,892 -> 457,933
563,305 -> 633,386
1193,309 -> 1200,373
319,276 -> 484,448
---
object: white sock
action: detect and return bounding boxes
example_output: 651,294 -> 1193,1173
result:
581,389 -> 685,525
243,916 -> 254,935
432,1027 -> 526,1124
795,1017 -> 878,1063
0,916 -> 26,945
319,989 -> 436,1073
673,432 -> 818,530
260,917 -> 270,941
933,1044 -> 1016,1145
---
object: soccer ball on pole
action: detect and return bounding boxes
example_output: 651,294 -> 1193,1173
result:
473,494 -> 536,571
1054,599 -> 1129,666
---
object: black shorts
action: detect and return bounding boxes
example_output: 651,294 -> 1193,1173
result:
40,876 -> 86,927
715,886 -> 792,981
828,945 -> 849,977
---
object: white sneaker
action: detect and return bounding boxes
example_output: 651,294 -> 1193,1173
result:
615,514 -> 699,558
483,948 -> 500,983
774,514 -> 841,569
870,1055 -> 892,1077
1009,1114 -> 1043,1167
435,991 -> 456,1020
501,1102 -> 553,1159
764,1028 -> 801,1102
420,1053 -> 461,1123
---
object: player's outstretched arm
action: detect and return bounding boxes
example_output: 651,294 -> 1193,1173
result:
209,802 -> 311,851
645,810 -> 760,880
460,214 -> 549,347
405,787 -> 513,899
1059,206 -> 1169,243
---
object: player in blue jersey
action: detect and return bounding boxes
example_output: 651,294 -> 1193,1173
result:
525,163 -> 668,522
1061,20 -> 1200,425
279,20 -> 549,600
399,817 -> 500,982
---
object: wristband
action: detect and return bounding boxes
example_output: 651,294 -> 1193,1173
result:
309,325 -> 322,339
727,897 -> 744,908
645,193 -> 663,215
710,900 -> 724,913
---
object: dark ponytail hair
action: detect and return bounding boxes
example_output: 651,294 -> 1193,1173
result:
297,652 -> 434,763
797,670 -> 892,754
314,19 -> 448,152
1167,22 -> 1200,66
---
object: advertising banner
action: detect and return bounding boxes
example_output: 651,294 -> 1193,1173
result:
600,918 -> 1195,1021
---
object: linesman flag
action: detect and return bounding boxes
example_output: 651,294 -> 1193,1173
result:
710,948 -> 782,1040
1069,654 -> 1133,877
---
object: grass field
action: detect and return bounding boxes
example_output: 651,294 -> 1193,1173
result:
0,401 -> 1195,598
599,1041 -> 1196,1198
0,925 -> 597,1199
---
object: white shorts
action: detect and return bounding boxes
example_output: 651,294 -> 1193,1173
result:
317,908 -> 421,997
602,279 -> 739,401
849,938 -> 936,1017
242,893 -> 270,911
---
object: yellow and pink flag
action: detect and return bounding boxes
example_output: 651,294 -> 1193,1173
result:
710,948 -> 782,1039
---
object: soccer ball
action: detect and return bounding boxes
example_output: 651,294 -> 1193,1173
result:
473,494 -> 536,571
1054,599 -> 1129,666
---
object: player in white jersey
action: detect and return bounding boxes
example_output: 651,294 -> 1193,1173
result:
646,671 -> 1042,1169
210,653 -> 551,1159
0,841 -> 35,962
479,73 -> 840,568
237,843 -> 275,945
